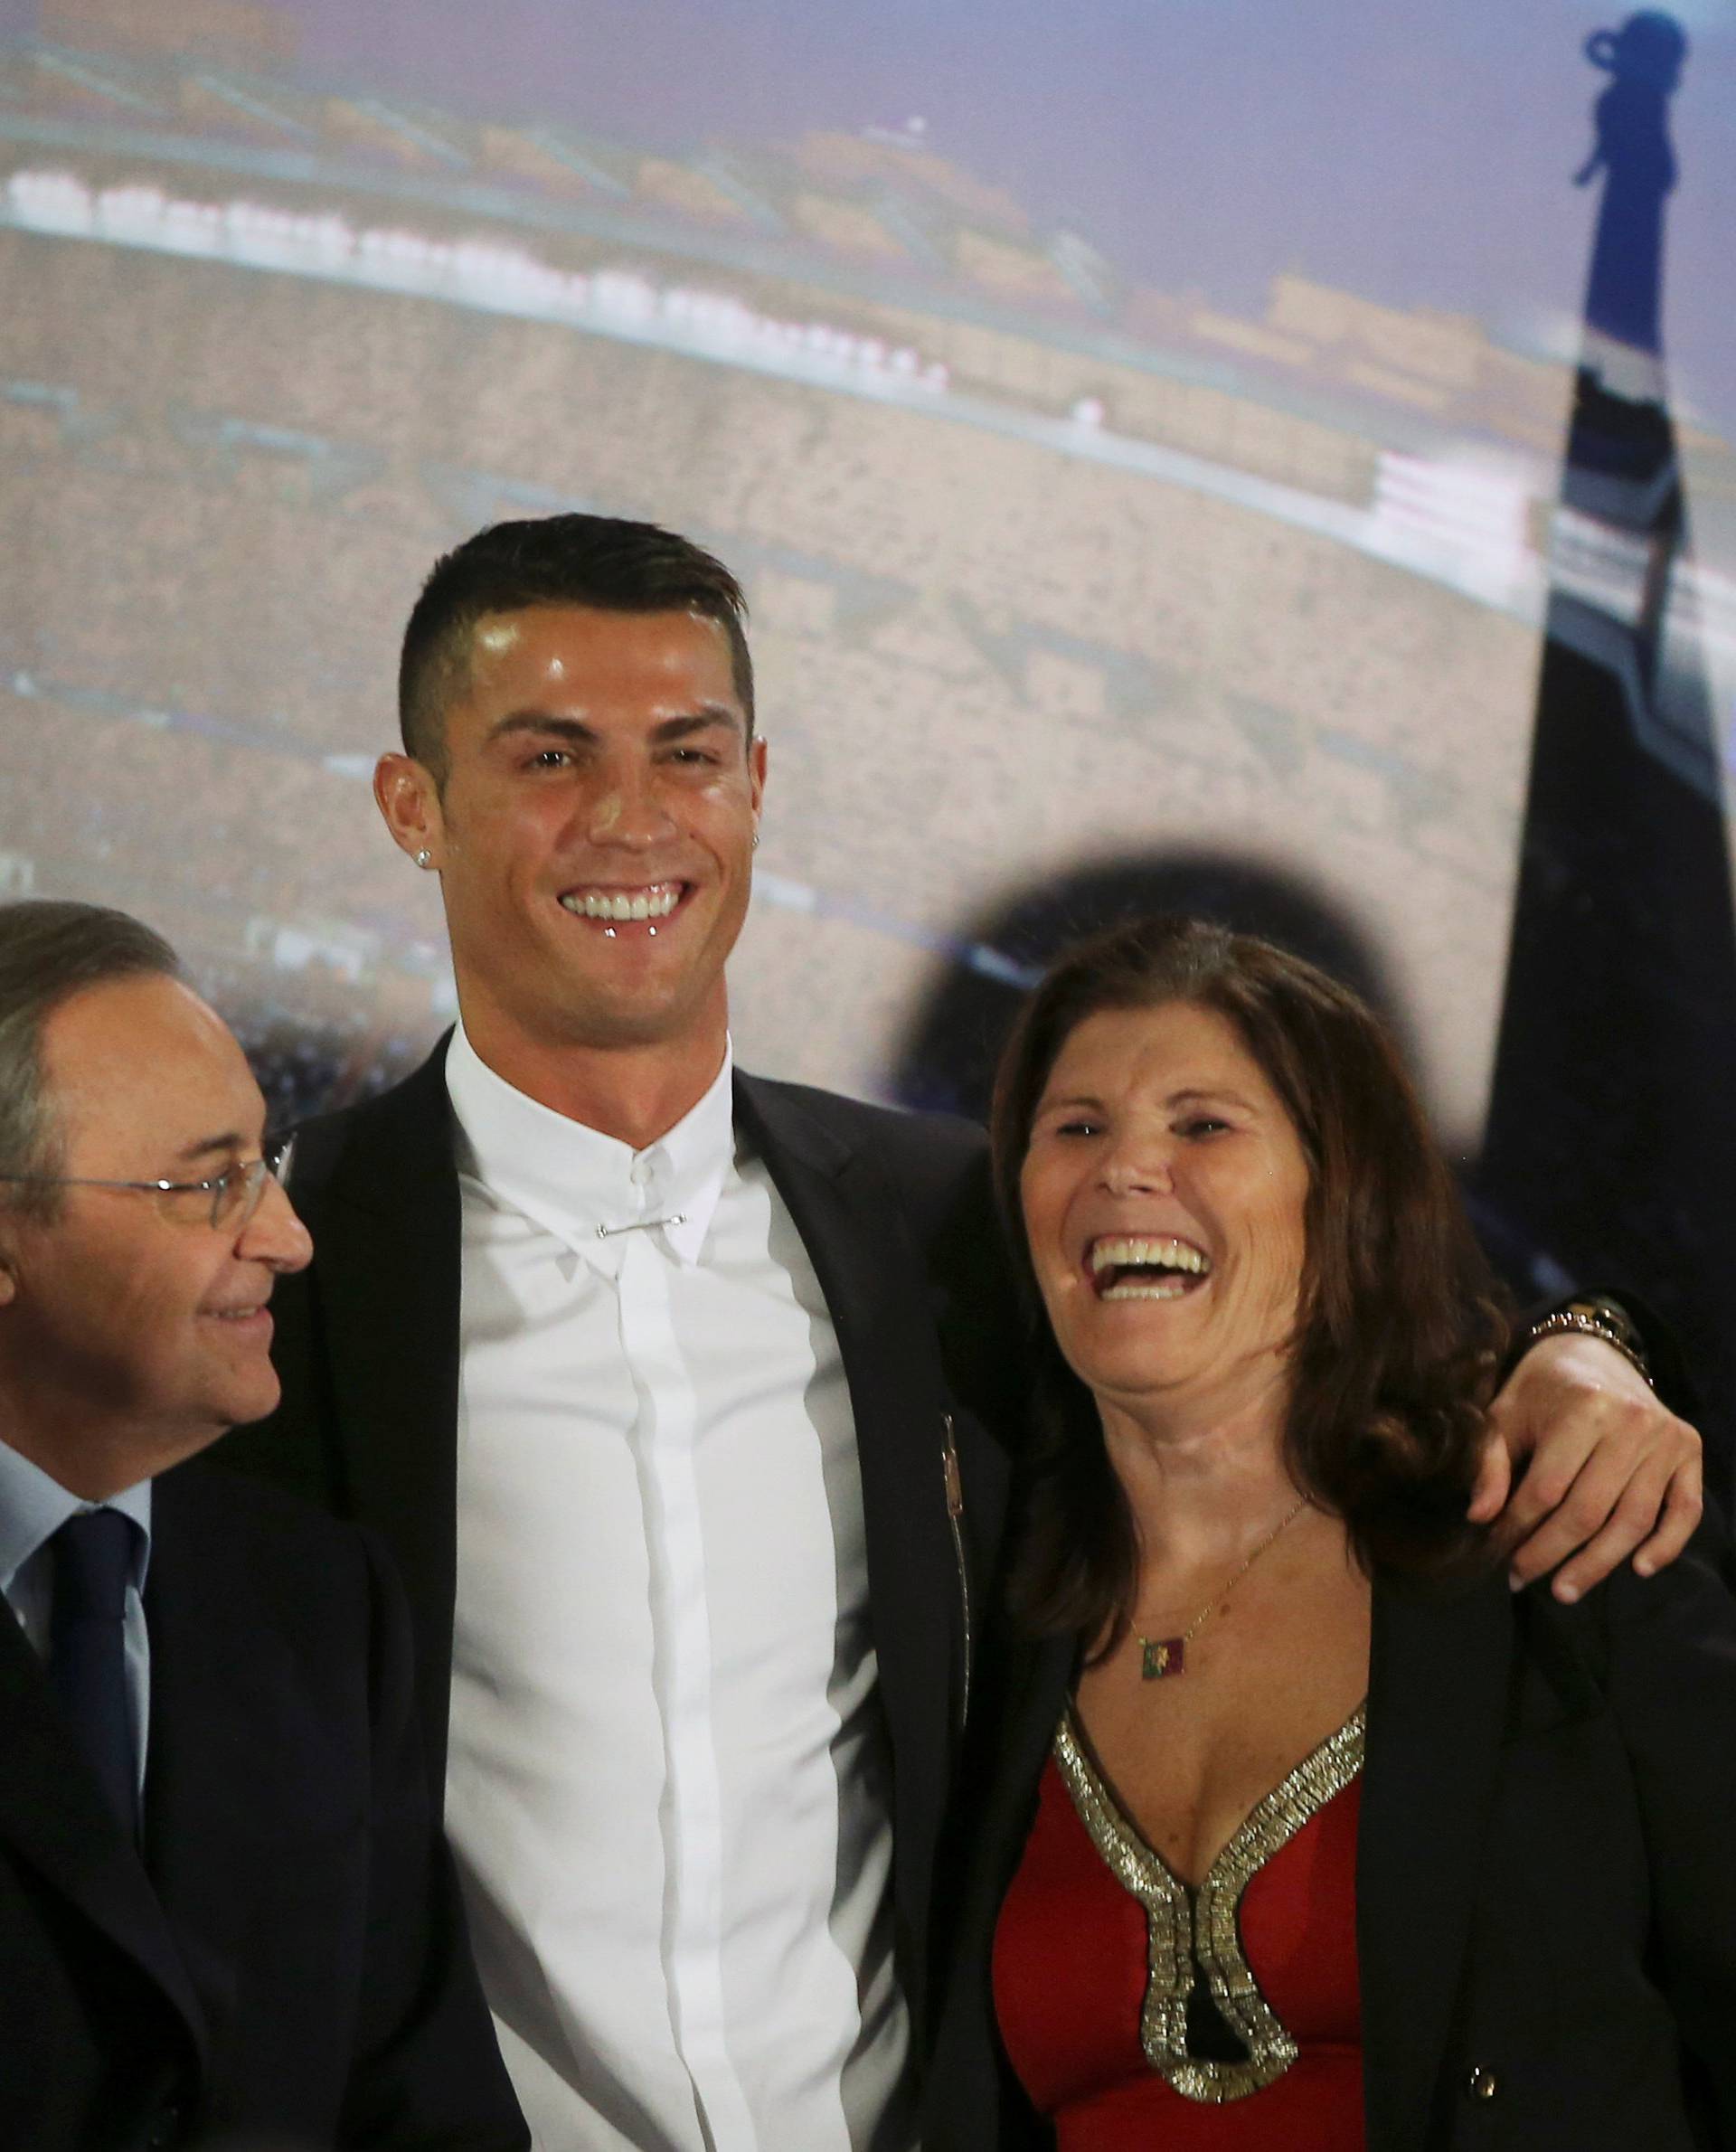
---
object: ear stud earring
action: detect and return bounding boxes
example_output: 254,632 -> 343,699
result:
414,849 -> 434,869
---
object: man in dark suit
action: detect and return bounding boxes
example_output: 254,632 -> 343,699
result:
229,514 -> 1701,2150
0,901 -> 525,2152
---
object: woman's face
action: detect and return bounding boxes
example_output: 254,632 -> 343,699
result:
1019,1000 -> 1312,1429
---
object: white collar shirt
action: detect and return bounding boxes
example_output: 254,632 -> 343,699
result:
443,1024 -> 912,2152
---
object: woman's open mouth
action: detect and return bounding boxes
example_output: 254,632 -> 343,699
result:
1087,1236 -> 1212,1301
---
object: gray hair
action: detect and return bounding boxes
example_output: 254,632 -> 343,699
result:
0,901 -> 181,1222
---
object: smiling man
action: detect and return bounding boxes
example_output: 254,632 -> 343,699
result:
232,513 -> 1703,2152
380,586 -> 765,1139
250,518 -> 999,2152
0,901 -> 524,2152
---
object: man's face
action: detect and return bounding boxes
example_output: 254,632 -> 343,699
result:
0,976 -> 312,1471
387,605 -> 766,1057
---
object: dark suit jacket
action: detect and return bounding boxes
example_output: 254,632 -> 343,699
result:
219,1040 -> 1025,2051
0,1460 -> 527,2152
923,1524 -> 1736,2152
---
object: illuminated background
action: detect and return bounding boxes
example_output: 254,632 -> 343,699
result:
3,0 -> 1733,1421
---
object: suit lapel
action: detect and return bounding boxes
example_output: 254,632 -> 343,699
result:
140,1477 -> 294,2046
1358,1564 -> 1514,2152
975,1629 -> 1074,1899
734,1076 -> 964,2015
0,1599 -> 208,2062
298,1046 -> 462,1775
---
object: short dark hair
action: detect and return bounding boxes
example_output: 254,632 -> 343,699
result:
990,914 -> 1509,1648
0,901 -> 181,1222
398,514 -> 754,781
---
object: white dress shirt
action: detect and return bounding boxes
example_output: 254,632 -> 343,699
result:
443,1026 -> 913,2152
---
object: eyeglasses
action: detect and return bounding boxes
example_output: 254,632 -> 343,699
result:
0,1137 -> 293,1232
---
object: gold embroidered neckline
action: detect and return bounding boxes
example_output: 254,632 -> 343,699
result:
1053,1702 -> 1367,2105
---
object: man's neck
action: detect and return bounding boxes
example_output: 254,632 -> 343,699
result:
456,1010 -> 729,1149
0,1413 -> 205,1503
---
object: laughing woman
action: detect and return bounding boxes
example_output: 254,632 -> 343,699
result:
925,916 -> 1736,2152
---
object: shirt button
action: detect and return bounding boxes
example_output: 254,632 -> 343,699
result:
630,1153 -> 656,1188
1465,2065 -> 1498,2101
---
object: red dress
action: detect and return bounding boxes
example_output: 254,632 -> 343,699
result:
994,1708 -> 1365,2151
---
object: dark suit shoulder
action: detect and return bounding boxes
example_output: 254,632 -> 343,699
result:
149,1457 -> 376,1629
154,1452 -> 362,1546
147,1459 -> 424,1779
736,1072 -> 991,1220
283,1037 -> 455,1204
1517,1505 -> 1736,1692
738,1072 -> 1022,1444
739,1071 -> 984,1156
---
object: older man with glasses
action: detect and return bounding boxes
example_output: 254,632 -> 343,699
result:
0,1147 -> 292,1230
0,899 -> 524,2152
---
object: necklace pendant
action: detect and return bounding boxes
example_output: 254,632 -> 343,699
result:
1140,1635 -> 1185,1680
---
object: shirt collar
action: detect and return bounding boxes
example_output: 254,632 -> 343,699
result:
0,1436 -> 153,1597
445,1022 -> 735,1270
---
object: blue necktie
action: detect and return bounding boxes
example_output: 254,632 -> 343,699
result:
49,1508 -> 139,1833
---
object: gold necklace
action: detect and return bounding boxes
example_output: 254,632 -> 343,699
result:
1137,1496 -> 1309,1679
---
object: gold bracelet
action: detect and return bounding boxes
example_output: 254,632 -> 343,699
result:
1524,1304 -> 1655,1391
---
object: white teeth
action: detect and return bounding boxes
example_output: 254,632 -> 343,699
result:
1089,1237 -> 1211,1277
1101,1277 -> 1193,1302
561,884 -> 681,921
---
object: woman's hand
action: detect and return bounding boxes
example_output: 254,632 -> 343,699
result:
1469,1333 -> 1703,1600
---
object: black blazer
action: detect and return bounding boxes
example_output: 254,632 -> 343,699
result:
220,1039 -> 1025,2048
0,1459 -> 526,2152
924,1524 -> 1736,2152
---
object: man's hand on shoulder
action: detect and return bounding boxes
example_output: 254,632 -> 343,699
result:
1468,1329 -> 1703,1602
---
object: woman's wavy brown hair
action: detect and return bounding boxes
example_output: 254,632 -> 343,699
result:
989,914 -> 1511,1648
